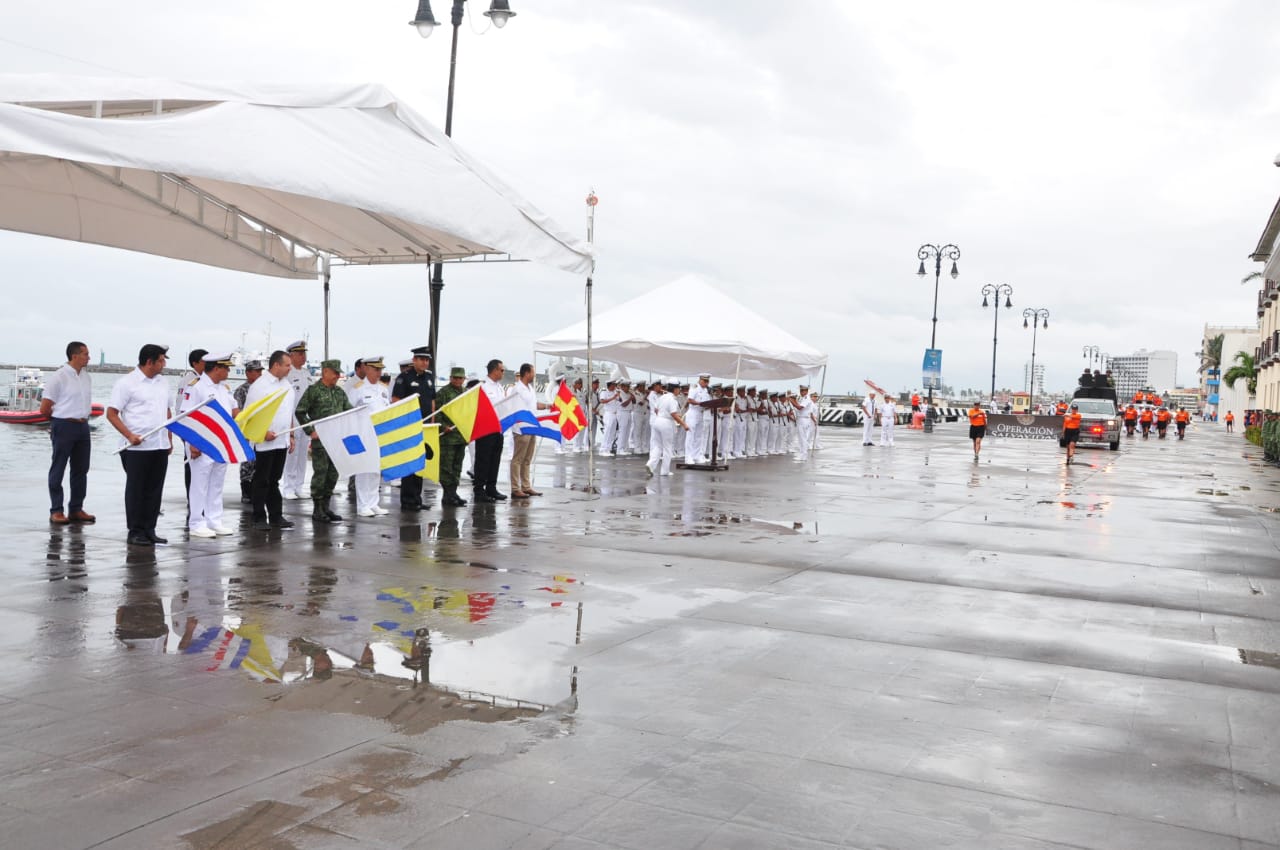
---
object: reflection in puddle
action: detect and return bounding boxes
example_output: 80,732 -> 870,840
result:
1239,648 -> 1280,670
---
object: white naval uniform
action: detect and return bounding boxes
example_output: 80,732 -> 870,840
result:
862,397 -> 877,445
599,387 -> 621,454
732,395 -> 749,458
282,365 -> 312,496
348,378 -> 390,514
879,399 -> 897,446
631,389 -> 649,453
615,391 -> 634,455
794,394 -> 816,460
181,373 -> 236,533
685,384 -> 710,463
744,394 -> 759,456
646,392 -> 682,476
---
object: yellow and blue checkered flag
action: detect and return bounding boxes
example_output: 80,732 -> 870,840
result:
371,397 -> 426,480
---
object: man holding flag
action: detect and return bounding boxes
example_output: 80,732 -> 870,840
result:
242,350 -> 296,531
105,344 -> 173,547
295,360 -> 354,524
180,353 -> 240,538
434,367 -> 470,507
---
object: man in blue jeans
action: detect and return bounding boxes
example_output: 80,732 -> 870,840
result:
41,341 -> 96,524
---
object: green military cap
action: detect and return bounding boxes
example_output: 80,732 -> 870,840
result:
321,358 -> 342,372
450,366 -> 466,378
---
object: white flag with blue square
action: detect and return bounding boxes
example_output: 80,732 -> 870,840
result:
312,408 -> 381,478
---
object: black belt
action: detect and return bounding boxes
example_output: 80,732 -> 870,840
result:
55,417 -> 89,423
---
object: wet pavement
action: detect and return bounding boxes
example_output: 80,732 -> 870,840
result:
2,421 -> 1279,849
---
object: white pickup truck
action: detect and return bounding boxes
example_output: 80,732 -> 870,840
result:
1071,397 -> 1121,451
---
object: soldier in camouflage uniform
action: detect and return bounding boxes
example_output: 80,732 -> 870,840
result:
294,359 -> 353,523
232,360 -> 263,503
433,366 -> 469,506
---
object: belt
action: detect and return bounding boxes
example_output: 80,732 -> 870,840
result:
55,417 -> 89,423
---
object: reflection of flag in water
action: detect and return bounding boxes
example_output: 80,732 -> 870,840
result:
184,623 -> 283,682
416,424 -> 441,482
540,380 -> 587,441
372,397 -> 425,480
436,385 -> 501,443
168,399 -> 254,463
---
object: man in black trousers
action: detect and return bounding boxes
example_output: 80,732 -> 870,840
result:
106,344 -> 174,546
473,359 -> 507,503
390,345 -> 436,511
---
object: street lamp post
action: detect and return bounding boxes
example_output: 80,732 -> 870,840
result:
981,284 -> 1013,403
410,0 -> 516,373
1082,345 -> 1101,373
1023,308 -> 1049,411
916,243 -> 960,410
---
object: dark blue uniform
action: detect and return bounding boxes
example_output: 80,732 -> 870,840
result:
391,368 -> 435,508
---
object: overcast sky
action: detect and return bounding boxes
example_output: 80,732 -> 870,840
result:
2,0 -> 1278,396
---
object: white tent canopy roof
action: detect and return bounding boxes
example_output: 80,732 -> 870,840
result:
535,275 -> 828,381
0,74 -> 592,279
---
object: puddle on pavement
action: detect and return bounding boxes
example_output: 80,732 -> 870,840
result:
1197,489 -> 1230,496
1239,649 -> 1280,670
1035,499 -> 1110,518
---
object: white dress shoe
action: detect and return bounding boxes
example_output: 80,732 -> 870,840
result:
282,491 -> 299,500
373,506 -> 389,515
358,508 -> 376,517
212,526 -> 234,535
189,527 -> 217,538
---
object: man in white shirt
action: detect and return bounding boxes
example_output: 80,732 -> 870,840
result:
246,350 -> 298,530
182,353 -> 239,538
474,359 -> 508,503
645,381 -> 689,477
508,363 -> 549,498
281,340 -> 312,499
793,385 -> 817,461
880,395 -> 898,447
615,380 -> 634,456
862,392 -> 877,446
106,344 -> 173,547
598,379 -> 621,455
347,356 -> 391,517
41,340 -> 95,524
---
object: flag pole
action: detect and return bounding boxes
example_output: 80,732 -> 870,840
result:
111,396 -> 214,454
276,403 -> 368,437
585,189 -> 598,492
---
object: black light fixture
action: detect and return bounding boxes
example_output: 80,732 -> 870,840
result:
484,0 -> 516,27
915,242 -> 962,414
409,0 -> 439,37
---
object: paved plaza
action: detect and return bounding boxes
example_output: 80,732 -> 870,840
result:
1,421 -> 1279,849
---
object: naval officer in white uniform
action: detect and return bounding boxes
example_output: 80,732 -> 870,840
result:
281,340 -> 311,498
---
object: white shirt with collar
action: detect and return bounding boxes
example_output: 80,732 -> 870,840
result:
109,368 -> 171,451
507,379 -> 538,434
44,363 -> 93,420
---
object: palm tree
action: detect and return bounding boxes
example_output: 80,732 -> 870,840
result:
1197,333 -> 1224,374
1223,350 -> 1257,396
1242,271 -> 1263,285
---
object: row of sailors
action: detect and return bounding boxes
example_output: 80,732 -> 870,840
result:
553,375 -> 822,463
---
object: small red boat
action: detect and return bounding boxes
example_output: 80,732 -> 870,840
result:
0,367 -> 105,425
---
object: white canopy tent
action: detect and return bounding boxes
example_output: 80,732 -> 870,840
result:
0,74 -> 592,354
535,275 -> 828,382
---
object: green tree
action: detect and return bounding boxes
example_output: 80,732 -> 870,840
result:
1197,333 -> 1224,374
1242,271 -> 1263,285
1223,350 -> 1257,396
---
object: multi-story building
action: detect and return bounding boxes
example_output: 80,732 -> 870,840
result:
1200,325 -> 1258,417
1022,362 -> 1045,397
1249,208 -> 1280,410
1107,349 -> 1177,400
1166,389 -> 1202,413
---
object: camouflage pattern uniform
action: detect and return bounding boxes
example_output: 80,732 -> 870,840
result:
433,378 -> 468,505
294,379 -> 353,519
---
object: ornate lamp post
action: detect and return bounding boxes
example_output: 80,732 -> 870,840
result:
1082,345 -> 1101,372
409,0 -> 516,372
1023,308 -> 1049,411
981,284 -> 1013,403
916,243 -> 960,409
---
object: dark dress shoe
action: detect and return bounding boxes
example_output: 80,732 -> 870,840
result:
325,510 -> 344,522
525,490 -> 544,496
147,532 -> 168,544
127,534 -> 154,547
70,510 -> 96,523
270,518 -> 295,529
487,491 -> 508,501
473,493 -> 497,504
50,512 -> 70,525
400,502 -> 423,511
252,520 -> 272,531
312,510 -> 332,523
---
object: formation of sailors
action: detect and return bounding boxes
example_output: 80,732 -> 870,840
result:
578,373 -> 821,464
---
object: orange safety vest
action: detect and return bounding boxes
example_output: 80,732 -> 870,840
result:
969,409 -> 986,426
1055,402 -> 1068,415
1139,409 -> 1153,423
1152,397 -> 1163,407
911,394 -> 921,406
1063,412 -> 1082,429
1156,410 -> 1171,424
1175,410 -> 1190,424
1226,412 -> 1235,423
1133,392 -> 1144,403
1123,406 -> 1137,421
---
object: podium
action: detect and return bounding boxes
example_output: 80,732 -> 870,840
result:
677,397 -> 733,471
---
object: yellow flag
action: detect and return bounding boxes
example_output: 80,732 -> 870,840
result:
417,424 -> 441,482
234,388 -> 288,444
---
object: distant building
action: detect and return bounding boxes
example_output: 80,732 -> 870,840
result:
1248,205 -> 1280,411
1022,362 -> 1045,396
1201,325 -> 1257,417
1165,389 -> 1202,412
1108,349 -> 1176,400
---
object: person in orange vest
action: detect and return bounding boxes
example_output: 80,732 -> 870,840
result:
1174,406 -> 1190,440
968,402 -> 987,461
1225,410 -> 1235,433
1055,400 -> 1068,416
1155,406 -> 1172,439
1062,403 -> 1082,465
1133,390 -> 1144,404
1122,404 -> 1138,437
911,393 -> 922,413
1138,406 -> 1153,439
